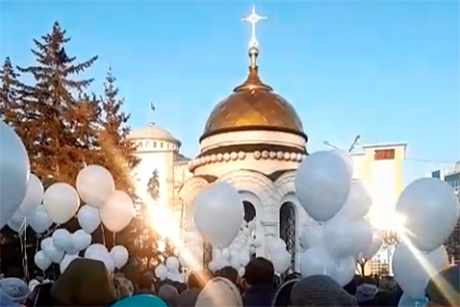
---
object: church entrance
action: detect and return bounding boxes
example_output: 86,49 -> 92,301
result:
279,202 -> 296,273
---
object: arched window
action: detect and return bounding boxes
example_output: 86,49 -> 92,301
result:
202,237 -> 213,268
279,202 -> 296,272
243,201 -> 257,258
243,201 -> 256,223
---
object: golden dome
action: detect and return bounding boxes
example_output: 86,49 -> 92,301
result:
201,56 -> 306,141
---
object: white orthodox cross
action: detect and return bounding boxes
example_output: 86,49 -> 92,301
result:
242,5 -> 267,48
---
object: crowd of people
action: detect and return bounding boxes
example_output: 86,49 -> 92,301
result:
0,256 -> 458,307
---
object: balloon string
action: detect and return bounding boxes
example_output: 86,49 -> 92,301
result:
22,218 -> 29,281
101,224 -> 106,246
113,233 -> 116,246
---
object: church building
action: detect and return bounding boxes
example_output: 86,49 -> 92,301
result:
128,7 -> 406,273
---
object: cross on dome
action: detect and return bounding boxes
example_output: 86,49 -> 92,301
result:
242,5 -> 267,49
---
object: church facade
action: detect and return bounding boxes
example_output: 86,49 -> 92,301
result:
128,8 -> 407,273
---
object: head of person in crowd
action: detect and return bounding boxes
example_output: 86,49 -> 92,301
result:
137,273 -> 155,295
177,289 -> 200,307
51,258 -> 117,307
113,273 -> 135,299
271,278 -> 299,307
157,284 -> 179,307
25,282 -> 53,307
379,276 -> 396,293
187,270 -> 211,291
195,277 -> 242,307
216,266 -> 239,286
0,277 -> 29,307
425,265 -> 459,307
242,257 -> 276,307
244,257 -> 274,287
355,276 -> 379,305
172,281 -> 187,294
291,275 -> 357,307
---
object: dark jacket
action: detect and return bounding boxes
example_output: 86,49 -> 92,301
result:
242,284 -> 275,307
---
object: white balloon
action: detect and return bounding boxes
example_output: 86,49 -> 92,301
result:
238,252 -> 250,267
85,244 -> 114,272
295,151 -> 351,222
272,251 -> 291,274
362,229 -> 383,259
238,267 -> 245,277
166,256 -> 180,272
43,183 -> 80,224
331,149 -> 354,178
155,264 -> 168,280
34,250 -> 51,271
208,260 -> 218,273
7,210 -> 27,233
333,257 -> 356,286
110,245 -> 129,269
27,205 -> 53,234
300,247 -> 336,278
351,218 -> 373,255
269,238 -> 287,255
18,174 -> 44,216
324,218 -> 356,259
72,229 -> 92,252
60,253 -> 80,273
77,205 -> 101,234
100,190 -> 134,232
193,182 -> 244,248
247,220 -> 256,232
84,243 -> 109,258
396,178 -> 460,252
392,243 -> 449,299
299,223 -> 325,250
0,121 -> 30,229
41,237 -> 65,263
76,165 -> 115,208
52,229 -> 72,251
335,180 -> 372,220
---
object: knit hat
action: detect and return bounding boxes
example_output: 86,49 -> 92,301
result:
51,258 -> 117,307
291,275 -> 357,307
0,278 -> 29,304
425,265 -> 459,307
195,277 -> 243,307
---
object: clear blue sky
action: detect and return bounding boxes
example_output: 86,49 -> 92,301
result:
1,1 -> 459,185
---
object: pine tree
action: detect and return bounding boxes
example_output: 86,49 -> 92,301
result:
98,65 -> 139,193
0,57 -> 20,125
16,22 -> 99,186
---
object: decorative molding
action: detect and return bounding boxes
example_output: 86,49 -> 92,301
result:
188,150 -> 305,172
200,130 -> 306,152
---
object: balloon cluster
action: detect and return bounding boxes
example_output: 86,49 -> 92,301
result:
207,220 -> 262,276
31,164 -> 134,273
0,122 -> 134,274
154,256 -> 185,283
392,178 -> 459,300
295,150 -> 382,286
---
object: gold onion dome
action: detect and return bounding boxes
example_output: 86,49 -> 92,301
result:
200,46 -> 306,141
